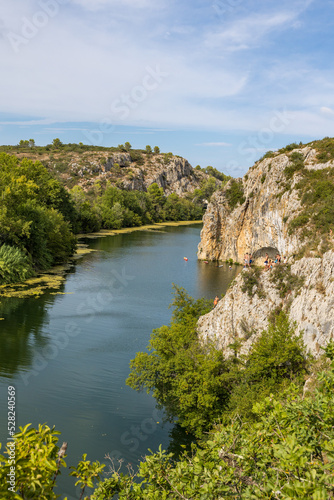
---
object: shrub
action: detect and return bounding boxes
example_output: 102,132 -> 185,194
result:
0,244 -> 34,284
269,264 -> 305,299
224,180 -> 245,210
241,267 -> 265,298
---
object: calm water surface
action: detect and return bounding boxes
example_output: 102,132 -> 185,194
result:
0,224 -> 241,498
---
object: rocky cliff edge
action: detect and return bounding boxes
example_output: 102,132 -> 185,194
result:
197,140 -> 334,357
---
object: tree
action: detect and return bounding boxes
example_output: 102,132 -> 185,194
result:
52,138 -> 62,149
124,142 -> 132,151
154,146 -> 160,154
126,286 -> 227,436
28,139 -> 35,148
145,145 -> 152,154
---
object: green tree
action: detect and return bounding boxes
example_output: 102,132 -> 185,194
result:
127,286 -> 227,436
153,146 -> 160,154
124,142 -> 132,151
52,138 -> 63,149
145,145 -> 152,154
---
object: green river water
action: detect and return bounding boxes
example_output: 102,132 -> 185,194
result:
0,223 -> 241,498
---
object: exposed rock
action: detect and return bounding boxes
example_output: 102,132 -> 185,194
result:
197,146 -> 334,263
145,157 -> 208,196
104,153 -> 131,171
197,251 -> 334,357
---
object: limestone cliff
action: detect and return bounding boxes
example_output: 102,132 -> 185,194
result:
197,250 -> 334,357
197,145 -> 333,263
14,147 -> 216,197
197,140 -> 334,357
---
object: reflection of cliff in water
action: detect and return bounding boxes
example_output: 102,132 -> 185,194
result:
196,261 -> 242,298
0,284 -> 65,379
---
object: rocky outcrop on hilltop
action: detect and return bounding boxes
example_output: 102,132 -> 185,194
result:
122,156 -> 207,195
39,150 -> 215,197
197,250 -> 334,357
197,146 -> 333,263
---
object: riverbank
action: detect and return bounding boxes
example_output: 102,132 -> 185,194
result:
75,220 -> 202,256
0,221 -> 202,299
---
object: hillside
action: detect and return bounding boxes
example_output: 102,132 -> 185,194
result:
197,138 -> 334,357
1,143 -> 220,196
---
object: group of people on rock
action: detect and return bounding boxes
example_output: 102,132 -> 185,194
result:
264,252 -> 287,270
242,251 -> 288,270
243,253 -> 253,268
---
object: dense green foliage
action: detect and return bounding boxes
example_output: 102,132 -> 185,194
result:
0,245 -> 34,284
284,151 -> 305,180
126,286 -> 226,436
0,153 -> 77,277
92,344 -> 333,499
308,136 -> 334,163
284,163 -> 334,246
127,288 -> 309,436
0,150 -> 205,284
224,179 -> 246,210
195,165 -> 231,183
0,423 -> 104,499
1,338 -> 330,499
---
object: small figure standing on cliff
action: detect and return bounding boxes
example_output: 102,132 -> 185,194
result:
213,296 -> 219,308
264,253 -> 269,266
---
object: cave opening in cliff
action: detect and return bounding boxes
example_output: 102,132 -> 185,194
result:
252,246 -> 280,264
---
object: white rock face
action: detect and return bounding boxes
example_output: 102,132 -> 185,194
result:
197,144 -> 334,357
197,251 -> 334,358
198,147 -> 334,263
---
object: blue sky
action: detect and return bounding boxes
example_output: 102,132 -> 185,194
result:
1,0 -> 334,176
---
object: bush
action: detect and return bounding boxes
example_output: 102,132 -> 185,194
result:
0,245 -> 34,284
241,267 -> 265,298
224,180 -> 245,210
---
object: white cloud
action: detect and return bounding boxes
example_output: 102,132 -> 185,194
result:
320,106 -> 334,116
0,0 -> 333,146
204,11 -> 299,51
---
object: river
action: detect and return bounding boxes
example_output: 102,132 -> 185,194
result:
0,223 -> 241,498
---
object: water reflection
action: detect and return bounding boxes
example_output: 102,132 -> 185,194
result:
0,290 -> 62,378
196,260 -> 242,299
